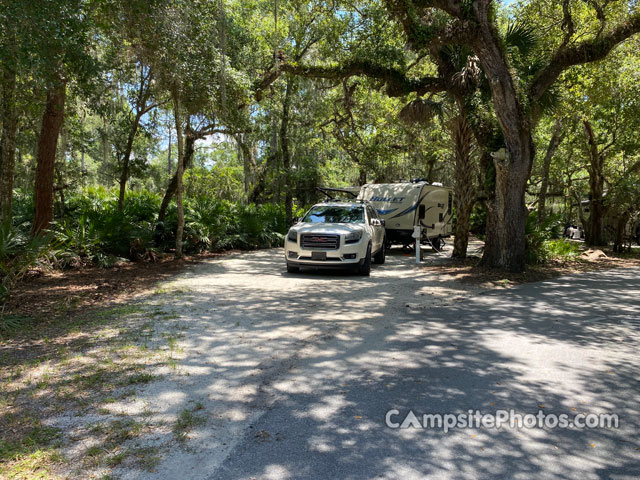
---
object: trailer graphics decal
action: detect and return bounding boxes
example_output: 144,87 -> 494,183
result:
389,190 -> 439,219
376,208 -> 399,215
370,196 -> 406,203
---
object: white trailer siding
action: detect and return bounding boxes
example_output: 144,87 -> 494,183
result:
357,182 -> 453,244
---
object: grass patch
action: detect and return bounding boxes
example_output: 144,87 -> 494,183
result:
125,372 -> 156,385
0,425 -> 63,479
0,315 -> 31,337
173,406 -> 207,442
90,418 -> 145,445
0,296 -> 173,477
81,418 -> 150,468
545,239 -> 582,259
128,446 -> 161,471
105,450 -> 127,467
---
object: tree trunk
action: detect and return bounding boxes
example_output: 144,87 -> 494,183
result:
32,82 -> 66,235
450,115 -> 476,259
612,210 -> 631,253
247,153 -> 276,204
0,58 -> 18,226
167,127 -> 172,175
473,8 -> 535,272
55,168 -> 66,218
236,133 -> 257,202
171,86 -> 184,258
280,77 -> 294,225
117,114 -> 142,211
118,161 -> 129,212
481,156 -> 532,271
538,119 -> 564,224
583,120 -> 607,246
158,132 -> 195,222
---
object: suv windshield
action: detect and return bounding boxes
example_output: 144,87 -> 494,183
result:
302,205 -> 364,224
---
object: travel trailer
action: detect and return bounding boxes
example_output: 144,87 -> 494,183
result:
356,181 -> 454,248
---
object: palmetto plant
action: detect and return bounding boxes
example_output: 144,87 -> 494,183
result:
5,186 -> 291,294
0,223 -> 57,301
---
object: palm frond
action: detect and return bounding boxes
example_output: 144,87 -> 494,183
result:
537,85 -> 561,116
505,22 -> 538,58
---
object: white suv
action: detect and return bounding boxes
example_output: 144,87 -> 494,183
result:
284,201 -> 386,276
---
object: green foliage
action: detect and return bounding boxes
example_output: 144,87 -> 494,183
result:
0,223 -> 56,302
469,204 -> 487,237
545,239 -> 582,258
58,188 -> 158,261
525,211 -> 566,264
505,22 -> 537,58
56,188 -> 290,257
165,197 -> 290,251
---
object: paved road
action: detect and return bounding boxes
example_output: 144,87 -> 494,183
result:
118,249 -> 640,480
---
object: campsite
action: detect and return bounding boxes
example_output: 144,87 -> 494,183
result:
1,0 -> 640,478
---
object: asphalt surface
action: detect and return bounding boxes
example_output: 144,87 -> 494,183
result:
205,254 -> 640,480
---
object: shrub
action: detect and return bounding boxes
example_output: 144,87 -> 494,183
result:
469,204 -> 487,238
60,188 -> 157,260
7,187 -> 295,275
545,239 -> 582,259
0,223 -> 56,301
525,211 -> 573,264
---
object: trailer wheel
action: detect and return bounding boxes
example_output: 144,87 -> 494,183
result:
358,244 -> 372,276
374,239 -> 386,265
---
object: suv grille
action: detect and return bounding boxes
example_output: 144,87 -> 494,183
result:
301,234 -> 340,250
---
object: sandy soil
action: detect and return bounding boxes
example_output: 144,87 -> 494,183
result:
4,240 -> 639,479
42,244 -> 495,479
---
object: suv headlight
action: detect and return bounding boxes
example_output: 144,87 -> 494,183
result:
287,229 -> 298,242
345,230 -> 363,244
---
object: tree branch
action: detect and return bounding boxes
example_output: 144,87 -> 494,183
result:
560,0 -> 575,48
386,0 -> 473,50
411,0 -> 463,17
530,12 -> 640,103
281,60 -> 447,97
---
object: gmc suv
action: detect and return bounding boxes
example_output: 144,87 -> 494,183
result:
284,201 -> 386,276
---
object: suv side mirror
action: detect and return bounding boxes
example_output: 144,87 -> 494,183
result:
418,205 -> 426,220
292,217 -> 300,225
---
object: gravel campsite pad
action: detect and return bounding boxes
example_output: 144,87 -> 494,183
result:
2,243 -> 639,479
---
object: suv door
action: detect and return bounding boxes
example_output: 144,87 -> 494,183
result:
367,205 -> 384,251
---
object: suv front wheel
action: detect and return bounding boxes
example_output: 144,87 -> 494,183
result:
357,243 -> 372,276
373,239 -> 386,264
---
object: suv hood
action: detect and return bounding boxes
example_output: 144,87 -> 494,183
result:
292,223 -> 365,235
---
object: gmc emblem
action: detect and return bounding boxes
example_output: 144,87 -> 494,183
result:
310,237 -> 328,242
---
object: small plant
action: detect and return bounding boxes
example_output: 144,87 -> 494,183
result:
525,211 -> 565,264
172,406 -> 207,441
545,239 -> 582,259
0,223 -> 57,302
126,372 -> 156,385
